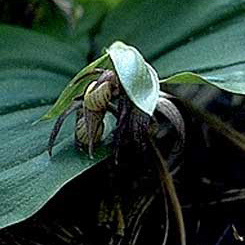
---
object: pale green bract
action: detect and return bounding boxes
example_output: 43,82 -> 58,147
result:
107,41 -> 159,116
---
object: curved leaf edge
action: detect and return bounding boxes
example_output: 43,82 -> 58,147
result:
0,138 -> 112,230
160,72 -> 245,96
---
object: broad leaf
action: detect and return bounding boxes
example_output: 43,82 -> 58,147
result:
153,12 -> 245,78
2,0 -> 245,232
97,0 -> 245,95
160,72 -> 210,85
0,107 -> 111,229
0,25 -> 87,115
0,25 -> 112,229
161,72 -> 245,96
203,67 -> 245,95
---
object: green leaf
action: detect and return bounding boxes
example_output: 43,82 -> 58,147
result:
97,0 -> 245,95
161,71 -> 245,96
153,11 -> 245,78
203,66 -> 245,95
3,0 -> 245,231
160,72 -> 208,85
97,0 -> 244,59
0,106 -> 111,229
0,25 -> 111,229
107,41 -> 159,116
40,53 -> 110,121
0,25 -> 88,115
0,27 -> 86,116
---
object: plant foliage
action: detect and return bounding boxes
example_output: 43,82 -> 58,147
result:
1,0 -> 245,235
